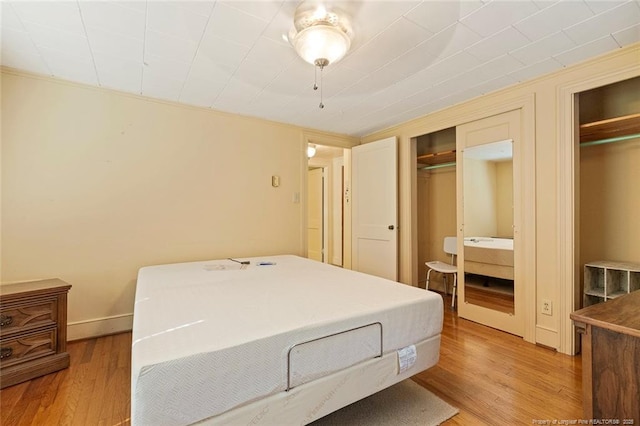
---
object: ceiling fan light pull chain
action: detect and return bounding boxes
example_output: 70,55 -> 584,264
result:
313,65 -> 318,91
319,63 -> 325,109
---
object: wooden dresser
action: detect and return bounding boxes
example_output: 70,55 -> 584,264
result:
0,279 -> 71,389
570,290 -> 640,423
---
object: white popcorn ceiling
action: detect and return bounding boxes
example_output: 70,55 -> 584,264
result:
2,0 -> 639,137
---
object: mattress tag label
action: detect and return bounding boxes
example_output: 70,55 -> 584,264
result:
397,344 -> 417,374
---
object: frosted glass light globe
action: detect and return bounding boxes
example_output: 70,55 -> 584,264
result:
293,24 -> 351,66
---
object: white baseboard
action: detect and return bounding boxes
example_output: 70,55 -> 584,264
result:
535,325 -> 559,350
67,313 -> 133,341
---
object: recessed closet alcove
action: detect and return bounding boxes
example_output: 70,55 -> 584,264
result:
416,127 -> 456,294
577,76 -> 640,308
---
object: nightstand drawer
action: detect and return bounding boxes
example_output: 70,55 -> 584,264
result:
0,279 -> 70,388
0,328 -> 57,369
0,299 -> 57,337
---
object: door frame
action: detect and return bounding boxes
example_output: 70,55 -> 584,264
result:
307,166 -> 325,262
401,94 -> 536,344
557,67 -> 640,355
302,132 -> 357,262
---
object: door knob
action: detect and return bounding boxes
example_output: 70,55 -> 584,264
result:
388,225 -> 395,230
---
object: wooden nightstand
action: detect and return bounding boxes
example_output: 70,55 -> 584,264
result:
570,290 -> 640,423
0,279 -> 71,389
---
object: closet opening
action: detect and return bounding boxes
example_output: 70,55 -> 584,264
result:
576,76 -> 640,309
415,127 -> 459,307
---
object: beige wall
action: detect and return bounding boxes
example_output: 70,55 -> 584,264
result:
496,161 -> 513,238
417,167 -> 456,291
461,158 -> 512,239
580,137 -> 640,268
416,172 -> 430,287
362,43 -> 640,351
0,70 -> 355,339
463,158 -> 498,237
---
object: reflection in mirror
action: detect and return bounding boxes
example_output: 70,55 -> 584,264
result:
308,144 -> 347,266
463,140 -> 515,314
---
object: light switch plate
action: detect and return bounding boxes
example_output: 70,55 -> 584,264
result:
272,175 -> 280,187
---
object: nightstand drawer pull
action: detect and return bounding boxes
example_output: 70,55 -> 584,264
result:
0,347 -> 12,359
0,314 -> 12,327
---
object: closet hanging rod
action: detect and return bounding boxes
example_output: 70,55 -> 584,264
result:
420,162 -> 456,171
579,133 -> 640,148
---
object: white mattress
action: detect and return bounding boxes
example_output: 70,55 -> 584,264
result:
464,237 -> 513,250
132,255 -> 443,426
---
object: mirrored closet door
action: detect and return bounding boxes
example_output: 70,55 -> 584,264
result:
456,110 -> 525,336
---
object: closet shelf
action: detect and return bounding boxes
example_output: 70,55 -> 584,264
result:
580,113 -> 640,143
417,150 -> 456,168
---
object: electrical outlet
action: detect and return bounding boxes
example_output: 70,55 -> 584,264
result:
542,299 -> 552,316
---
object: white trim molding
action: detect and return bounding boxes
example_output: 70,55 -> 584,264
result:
67,313 -> 133,341
557,60 -> 640,355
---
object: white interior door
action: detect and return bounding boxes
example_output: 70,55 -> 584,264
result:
307,167 -> 323,262
352,137 -> 398,281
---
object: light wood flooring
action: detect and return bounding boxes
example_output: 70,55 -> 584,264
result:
464,285 -> 516,314
417,306 -> 583,424
1,306 -> 582,425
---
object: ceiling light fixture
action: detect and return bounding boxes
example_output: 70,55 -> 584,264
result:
307,144 -> 317,158
289,2 -> 353,109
